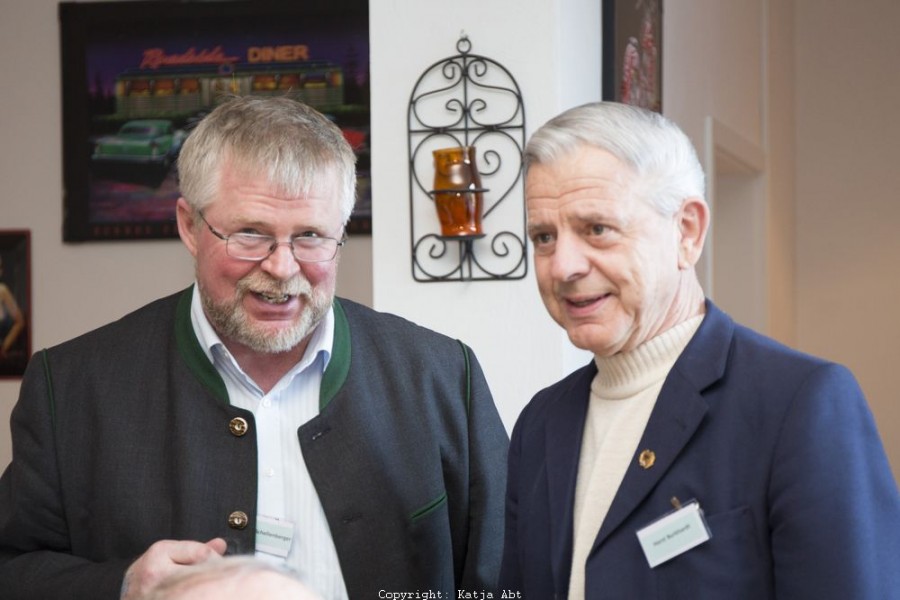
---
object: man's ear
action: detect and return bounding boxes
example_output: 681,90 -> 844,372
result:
676,197 -> 709,269
176,197 -> 199,258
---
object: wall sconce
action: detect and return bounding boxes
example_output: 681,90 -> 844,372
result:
407,34 -> 528,282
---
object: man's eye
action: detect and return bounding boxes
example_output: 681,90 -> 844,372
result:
532,233 -> 554,245
589,224 -> 606,236
233,232 -> 269,243
296,231 -> 321,239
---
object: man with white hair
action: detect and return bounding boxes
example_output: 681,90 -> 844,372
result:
500,101 -> 900,599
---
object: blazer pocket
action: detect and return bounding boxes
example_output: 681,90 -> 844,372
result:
410,492 -> 448,522
656,505 -> 768,599
408,490 -> 453,593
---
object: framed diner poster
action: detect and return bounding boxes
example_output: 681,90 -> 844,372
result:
59,0 -> 371,241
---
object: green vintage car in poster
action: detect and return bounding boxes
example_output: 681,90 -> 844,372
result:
92,119 -> 186,168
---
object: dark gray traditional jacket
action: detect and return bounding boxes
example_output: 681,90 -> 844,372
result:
0,288 -> 509,599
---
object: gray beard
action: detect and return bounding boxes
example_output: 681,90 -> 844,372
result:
199,271 -> 331,354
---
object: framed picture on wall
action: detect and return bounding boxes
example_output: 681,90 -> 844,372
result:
59,0 -> 371,242
602,0 -> 662,113
0,230 -> 31,379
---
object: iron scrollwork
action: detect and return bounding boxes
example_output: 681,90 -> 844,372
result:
407,34 -> 527,282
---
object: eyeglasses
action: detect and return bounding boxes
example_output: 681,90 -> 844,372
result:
198,211 -> 345,263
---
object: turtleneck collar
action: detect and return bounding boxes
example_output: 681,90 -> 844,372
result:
592,315 -> 704,400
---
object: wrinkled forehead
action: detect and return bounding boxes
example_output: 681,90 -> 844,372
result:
221,148 -> 343,199
525,147 -> 636,204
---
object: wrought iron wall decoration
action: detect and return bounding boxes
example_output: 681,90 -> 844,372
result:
407,34 -> 527,282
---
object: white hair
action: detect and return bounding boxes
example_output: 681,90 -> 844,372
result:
524,102 -> 706,216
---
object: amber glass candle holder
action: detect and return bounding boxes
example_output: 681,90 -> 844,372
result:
431,146 -> 485,237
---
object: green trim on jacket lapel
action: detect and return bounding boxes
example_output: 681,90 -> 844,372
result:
40,350 -> 57,430
174,287 -> 350,411
175,286 -> 229,405
458,340 -> 472,414
320,298 -> 351,411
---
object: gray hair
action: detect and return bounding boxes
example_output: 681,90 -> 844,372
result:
177,95 -> 357,225
524,102 -> 705,216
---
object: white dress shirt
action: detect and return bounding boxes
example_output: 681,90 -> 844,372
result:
190,285 -> 349,599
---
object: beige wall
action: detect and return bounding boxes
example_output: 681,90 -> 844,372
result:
1,0 -> 897,487
794,0 -> 900,480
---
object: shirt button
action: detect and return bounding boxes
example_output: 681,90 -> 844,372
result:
262,398 -> 272,409
227,510 -> 249,530
264,467 -> 275,478
229,417 -> 249,437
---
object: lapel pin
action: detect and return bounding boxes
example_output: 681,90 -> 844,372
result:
638,449 -> 656,469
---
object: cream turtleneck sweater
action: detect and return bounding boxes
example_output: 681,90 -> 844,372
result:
567,315 -> 704,600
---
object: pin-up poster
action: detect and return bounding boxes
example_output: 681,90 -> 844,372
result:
0,230 -> 30,379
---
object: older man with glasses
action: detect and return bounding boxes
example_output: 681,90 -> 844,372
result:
0,96 -> 509,600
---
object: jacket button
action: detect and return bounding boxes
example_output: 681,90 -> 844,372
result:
227,511 -> 249,529
229,417 -> 249,437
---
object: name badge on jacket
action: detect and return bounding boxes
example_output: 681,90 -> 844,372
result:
636,499 -> 711,568
256,515 -> 295,558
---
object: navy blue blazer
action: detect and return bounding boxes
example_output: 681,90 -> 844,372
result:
500,302 -> 900,599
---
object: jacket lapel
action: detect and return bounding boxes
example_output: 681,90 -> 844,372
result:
592,302 -> 734,551
592,371 -> 708,549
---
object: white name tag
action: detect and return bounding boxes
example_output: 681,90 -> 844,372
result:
255,515 -> 295,559
636,500 -> 711,568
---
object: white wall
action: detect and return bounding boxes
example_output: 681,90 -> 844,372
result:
369,0 -> 599,431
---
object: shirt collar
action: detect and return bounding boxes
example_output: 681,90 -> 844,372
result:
189,283 -> 334,378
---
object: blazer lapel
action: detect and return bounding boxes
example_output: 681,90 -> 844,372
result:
592,302 -> 734,551
544,364 -> 594,594
592,373 -> 708,549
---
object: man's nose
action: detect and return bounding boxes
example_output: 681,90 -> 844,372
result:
548,234 -> 590,282
259,242 -> 300,279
